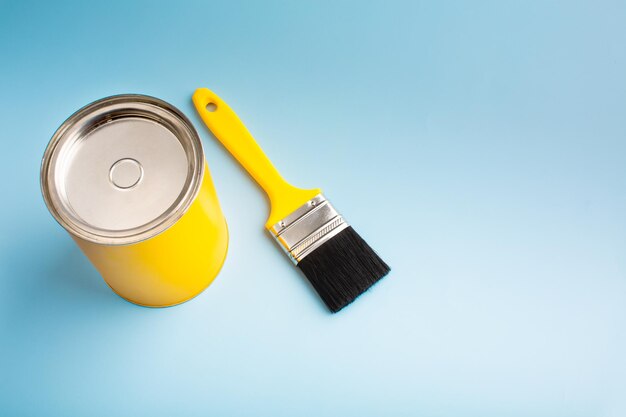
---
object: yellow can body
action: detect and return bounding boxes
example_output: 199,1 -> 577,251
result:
73,165 -> 228,307
42,95 -> 228,307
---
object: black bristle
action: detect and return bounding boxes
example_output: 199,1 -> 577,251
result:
297,226 -> 390,313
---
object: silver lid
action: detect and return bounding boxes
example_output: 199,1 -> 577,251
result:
41,95 -> 205,245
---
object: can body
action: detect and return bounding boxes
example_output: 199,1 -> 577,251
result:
74,165 -> 228,307
41,95 -> 228,307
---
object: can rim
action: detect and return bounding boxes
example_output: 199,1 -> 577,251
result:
40,94 -> 205,246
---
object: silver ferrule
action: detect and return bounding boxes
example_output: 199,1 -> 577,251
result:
269,194 -> 349,264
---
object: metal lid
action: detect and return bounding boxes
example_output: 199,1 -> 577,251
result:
41,95 -> 205,245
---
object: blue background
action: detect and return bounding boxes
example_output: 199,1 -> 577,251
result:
1,1 -> 625,416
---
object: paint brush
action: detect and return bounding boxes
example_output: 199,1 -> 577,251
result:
193,88 -> 390,312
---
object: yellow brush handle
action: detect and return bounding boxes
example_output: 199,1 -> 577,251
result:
193,88 -> 321,229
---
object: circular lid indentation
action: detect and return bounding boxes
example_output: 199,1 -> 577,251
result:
109,158 -> 143,189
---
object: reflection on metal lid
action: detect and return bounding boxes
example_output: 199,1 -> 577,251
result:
41,95 -> 205,245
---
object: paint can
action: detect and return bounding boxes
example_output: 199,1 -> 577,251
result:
41,95 -> 228,307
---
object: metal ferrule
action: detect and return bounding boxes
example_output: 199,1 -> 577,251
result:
269,194 -> 349,264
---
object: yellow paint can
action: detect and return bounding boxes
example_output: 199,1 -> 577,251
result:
41,95 -> 228,307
